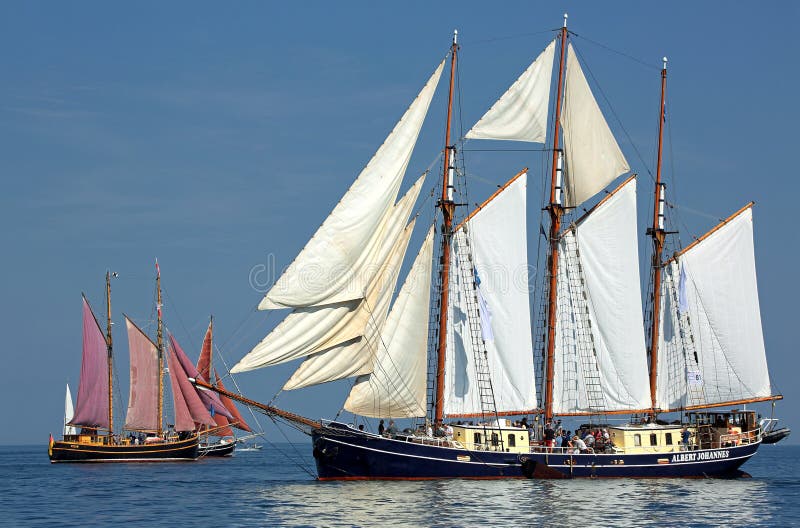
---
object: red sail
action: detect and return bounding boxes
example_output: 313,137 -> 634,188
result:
167,335 -> 215,431
196,320 -> 213,382
123,317 -> 159,431
211,412 -> 234,437
171,333 -> 233,419
215,371 -> 252,432
70,298 -> 110,429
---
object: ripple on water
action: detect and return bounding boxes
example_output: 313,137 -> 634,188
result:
1,444 -> 796,527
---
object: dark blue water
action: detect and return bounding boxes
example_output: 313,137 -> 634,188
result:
2,443 -> 797,527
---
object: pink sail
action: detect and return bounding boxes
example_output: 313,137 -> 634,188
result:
170,334 -> 233,419
69,298 -> 110,429
124,318 -> 160,431
215,371 -> 252,432
196,320 -> 213,382
167,337 -> 214,431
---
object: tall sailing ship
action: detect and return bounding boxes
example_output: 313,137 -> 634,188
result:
207,16 -> 784,479
49,267 -> 234,462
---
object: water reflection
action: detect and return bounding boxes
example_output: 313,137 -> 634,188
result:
3,444 -> 796,528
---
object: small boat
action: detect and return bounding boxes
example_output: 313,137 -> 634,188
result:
760,418 -> 791,444
50,266 -> 232,463
236,441 -> 263,452
208,16 -> 784,479
199,437 -> 236,457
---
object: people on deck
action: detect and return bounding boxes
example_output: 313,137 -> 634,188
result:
378,419 -> 385,436
387,420 -> 398,437
681,427 -> 691,449
572,435 -> 588,454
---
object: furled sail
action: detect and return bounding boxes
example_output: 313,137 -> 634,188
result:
258,61 -> 444,310
443,172 -> 537,416
465,40 -> 555,143
123,317 -> 160,431
344,227 -> 434,418
64,384 -> 78,435
655,205 -> 771,410
166,335 -> 215,431
559,44 -> 630,208
232,177 -> 424,373
552,177 -> 650,414
69,298 -> 110,429
283,221 -> 416,390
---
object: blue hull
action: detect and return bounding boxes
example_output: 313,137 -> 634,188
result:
311,423 -> 759,480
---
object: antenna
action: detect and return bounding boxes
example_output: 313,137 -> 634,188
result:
453,29 -> 458,45
663,56 -> 668,70
563,13 -> 568,28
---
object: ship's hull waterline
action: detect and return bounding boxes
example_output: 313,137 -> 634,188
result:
49,435 -> 199,463
311,425 -> 758,480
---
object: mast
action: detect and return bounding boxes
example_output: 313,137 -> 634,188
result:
156,260 -> 164,436
647,57 -> 668,413
106,271 -> 114,436
208,316 -> 214,385
433,30 -> 459,425
543,13 -> 569,425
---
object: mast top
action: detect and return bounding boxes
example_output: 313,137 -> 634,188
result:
563,13 -> 568,28
662,56 -> 668,70
453,29 -> 458,45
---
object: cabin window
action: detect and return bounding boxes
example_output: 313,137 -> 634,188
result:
474,433 -> 481,445
650,433 -> 658,446
491,433 -> 499,447
665,433 -> 673,445
634,434 -> 641,446
508,434 -> 516,447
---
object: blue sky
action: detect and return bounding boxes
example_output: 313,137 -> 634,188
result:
2,1 -> 797,444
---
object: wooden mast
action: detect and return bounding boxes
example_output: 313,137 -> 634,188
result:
543,14 -> 569,425
156,260 -> 164,436
647,57 -> 668,413
208,315 -> 214,385
433,30 -> 459,425
105,271 -> 114,436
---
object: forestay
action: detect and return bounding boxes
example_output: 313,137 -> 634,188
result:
465,41 -> 555,143
560,44 -> 630,208
259,61 -> 444,310
655,206 -> 771,410
344,227 -> 435,418
443,173 -> 536,416
552,178 -> 650,414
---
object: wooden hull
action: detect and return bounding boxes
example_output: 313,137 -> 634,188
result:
312,422 -> 759,480
49,436 -> 199,463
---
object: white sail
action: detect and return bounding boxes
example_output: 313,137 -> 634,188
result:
232,177 -> 424,373
259,61 -> 444,310
443,173 -> 537,416
64,384 -> 78,435
465,41 -> 555,143
344,227 -> 434,418
552,178 -> 650,414
282,221 -> 416,390
559,44 -> 630,208
655,206 -> 771,410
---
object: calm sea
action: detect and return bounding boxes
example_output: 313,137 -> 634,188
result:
2,443 -> 797,527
